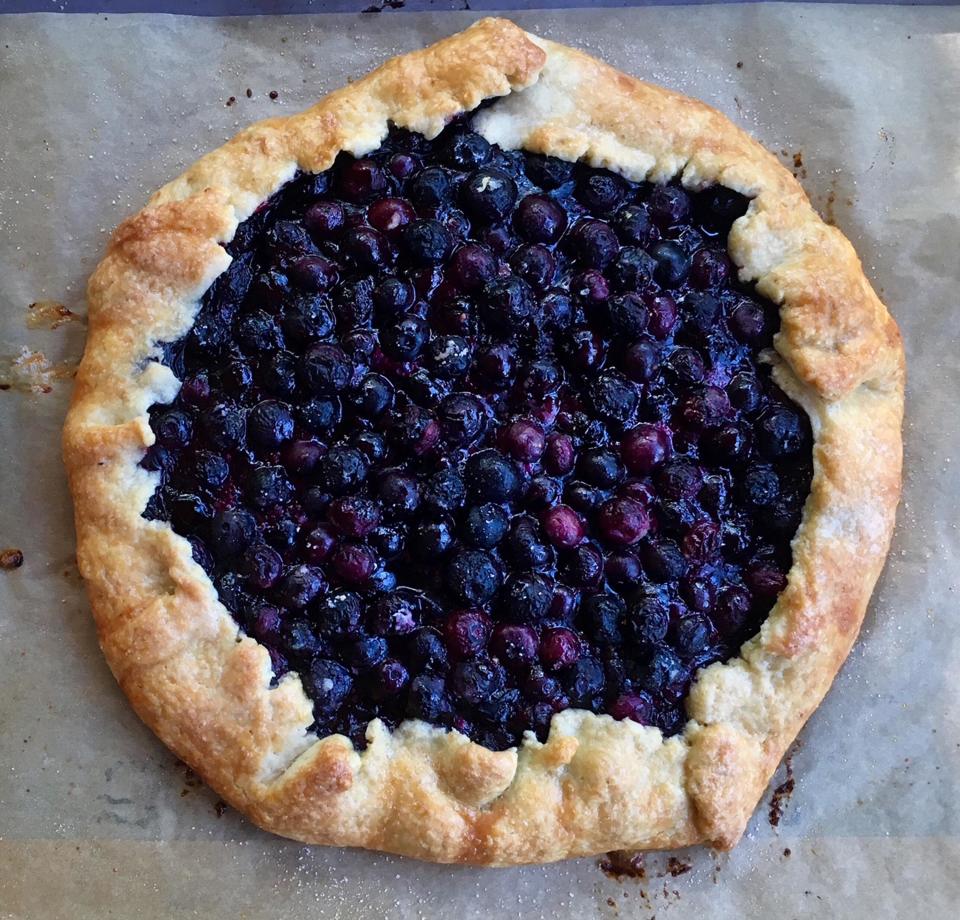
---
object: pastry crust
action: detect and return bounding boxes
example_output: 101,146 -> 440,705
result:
62,18 -> 904,864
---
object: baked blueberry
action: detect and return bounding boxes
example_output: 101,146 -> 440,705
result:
144,123 -> 813,753
461,168 -> 518,222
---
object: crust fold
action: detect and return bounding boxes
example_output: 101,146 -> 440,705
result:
63,18 -> 903,864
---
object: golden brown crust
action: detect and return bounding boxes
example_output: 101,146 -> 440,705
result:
62,19 -> 904,865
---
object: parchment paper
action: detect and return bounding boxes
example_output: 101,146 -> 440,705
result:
1,5 -> 958,917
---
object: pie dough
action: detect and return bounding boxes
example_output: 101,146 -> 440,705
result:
62,18 -> 903,864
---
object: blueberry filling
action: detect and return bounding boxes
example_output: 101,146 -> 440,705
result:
143,119 -> 813,751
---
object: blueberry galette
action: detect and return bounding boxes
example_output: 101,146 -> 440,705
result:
63,19 -> 903,864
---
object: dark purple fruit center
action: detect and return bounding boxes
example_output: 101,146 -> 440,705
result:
142,118 -> 812,751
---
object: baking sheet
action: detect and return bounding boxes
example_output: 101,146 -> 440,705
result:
1,4 -> 958,917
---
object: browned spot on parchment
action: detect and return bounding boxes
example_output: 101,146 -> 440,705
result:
0,348 -> 76,393
25,300 -> 81,330
768,754 -> 796,827
1,548 -> 24,570
600,850 -> 646,880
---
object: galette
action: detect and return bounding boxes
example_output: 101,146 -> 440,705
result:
63,19 -> 903,864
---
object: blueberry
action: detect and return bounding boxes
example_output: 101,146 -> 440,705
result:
406,674 -> 453,722
578,448 -> 623,488
641,540 -> 688,583
298,396 -> 341,434
501,573 -> 552,623
690,248 -> 731,289
443,610 -> 493,660
409,166 -> 453,208
317,446 -> 368,495
187,450 -> 229,492
615,204 -> 658,247
606,293 -> 648,338
210,508 -> 257,558
564,543 -> 603,588
370,659 -> 410,701
507,516 -> 554,571
638,240 -> 688,292
541,505 -> 585,550
741,465 -> 781,508
304,659 -> 353,718
656,460 -> 703,500
644,292 -> 679,338
367,197 -> 417,236
337,157 -> 387,202
327,496 -> 381,538
681,291 -> 721,337
200,402 -> 247,450
400,219 -> 453,266
247,465 -> 294,510
236,309 -> 283,354
510,244 -> 556,290
756,407 -> 809,459
155,409 -> 193,448
352,431 -> 388,464
541,290 -> 574,330
621,424 -> 671,474
381,313 -> 429,361
348,636 -> 389,671
464,449 -> 522,502
422,468 -> 466,515
368,592 -> 419,636
368,525 -> 404,561
461,168 -> 518,222
248,400 -> 294,449
442,130 -> 491,169
333,277 -> 375,328
451,658 -> 506,706
403,629 -> 447,673
625,596 -> 670,647
523,152 -> 574,190
648,185 -> 691,227
372,276 -> 414,315
638,646 -> 688,703
580,593 -> 625,645
305,200 -> 345,241
591,373 -> 638,426
597,497 -> 650,547
410,517 -> 456,560
278,564 -> 326,608
576,170 -> 628,212
331,543 -> 377,585
258,351 -> 299,397
238,544 -> 282,591
300,343 -> 352,394
388,404 -> 440,455
314,591 -> 363,638
702,185 -> 750,227
570,219 -> 620,270
564,656 -> 605,704
526,476 -> 561,511
463,503 -> 510,549
613,246 -> 657,292
515,194 -> 567,243
288,255 -> 338,293
479,276 -> 535,335
424,334 -> 470,380
727,372 -> 763,413
341,227 -> 389,271
561,326 -> 606,372
281,618 -> 325,660
499,418 -> 546,462
445,550 -> 500,606
447,244 -> 497,293
377,472 -> 420,516
666,346 -> 705,384
350,373 -> 393,419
